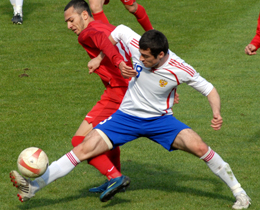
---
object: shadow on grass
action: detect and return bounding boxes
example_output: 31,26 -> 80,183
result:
15,160 -> 234,209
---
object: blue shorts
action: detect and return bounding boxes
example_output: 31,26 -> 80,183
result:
95,110 -> 190,151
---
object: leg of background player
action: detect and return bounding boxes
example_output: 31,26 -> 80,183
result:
89,0 -> 110,24
123,2 -> 153,31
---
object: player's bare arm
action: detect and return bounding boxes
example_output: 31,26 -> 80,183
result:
206,87 -> 223,130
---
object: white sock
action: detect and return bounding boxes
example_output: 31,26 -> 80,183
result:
10,0 -> 16,15
200,147 -> 246,197
16,0 -> 23,6
16,5 -> 23,16
31,151 -> 80,193
10,0 -> 23,15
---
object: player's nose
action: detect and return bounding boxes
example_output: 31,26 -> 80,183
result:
67,22 -> 72,29
139,55 -> 144,62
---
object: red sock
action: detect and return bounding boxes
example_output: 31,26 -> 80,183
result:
71,136 -> 85,147
88,153 -> 121,180
133,4 -> 153,31
93,10 -> 109,24
105,147 -> 121,172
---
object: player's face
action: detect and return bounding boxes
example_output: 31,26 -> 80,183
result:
139,48 -> 161,68
64,7 -> 85,36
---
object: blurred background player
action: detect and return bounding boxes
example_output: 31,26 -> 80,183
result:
88,0 -> 153,31
245,13 -> 260,55
10,0 -> 23,24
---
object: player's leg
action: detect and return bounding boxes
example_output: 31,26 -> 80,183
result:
83,86 -> 127,171
10,129 -> 129,202
71,86 -> 126,192
72,119 -> 93,146
10,0 -> 23,24
71,120 -> 122,193
172,129 -> 251,209
93,110 -> 144,201
121,0 -> 153,31
10,130 -> 110,202
105,146 -> 121,172
89,0 -> 109,24
10,0 -> 16,14
78,129 -> 130,202
73,96 -> 123,170
16,0 -> 23,16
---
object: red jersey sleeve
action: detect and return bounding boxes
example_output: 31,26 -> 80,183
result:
250,13 -> 260,50
79,29 -> 124,68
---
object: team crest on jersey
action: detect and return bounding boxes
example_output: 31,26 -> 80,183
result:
159,79 -> 168,87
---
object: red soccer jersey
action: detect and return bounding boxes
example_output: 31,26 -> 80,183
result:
78,20 -> 132,88
250,13 -> 260,50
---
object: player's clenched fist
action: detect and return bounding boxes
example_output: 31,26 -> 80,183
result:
211,114 -> 223,130
119,61 -> 137,79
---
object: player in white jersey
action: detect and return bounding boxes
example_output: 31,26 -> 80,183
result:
110,25 -> 213,118
10,26 -> 251,209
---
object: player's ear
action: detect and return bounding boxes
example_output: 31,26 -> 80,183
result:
158,51 -> 165,59
81,10 -> 89,20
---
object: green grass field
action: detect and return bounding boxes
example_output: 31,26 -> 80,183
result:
1,0 -> 259,209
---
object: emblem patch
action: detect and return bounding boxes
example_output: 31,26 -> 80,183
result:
159,79 -> 168,87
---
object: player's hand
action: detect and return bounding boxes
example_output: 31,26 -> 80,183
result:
119,61 -> 137,79
174,93 -> 179,104
245,44 -> 257,55
88,57 -> 102,74
211,114 -> 223,130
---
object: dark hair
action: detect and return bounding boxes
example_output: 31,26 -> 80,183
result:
139,30 -> 169,58
64,0 -> 92,17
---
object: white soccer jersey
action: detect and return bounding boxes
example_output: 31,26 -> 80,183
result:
111,25 -> 214,118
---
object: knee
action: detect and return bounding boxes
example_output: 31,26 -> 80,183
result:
186,129 -> 208,157
124,3 -> 138,14
89,1 -> 103,13
194,141 -> 209,157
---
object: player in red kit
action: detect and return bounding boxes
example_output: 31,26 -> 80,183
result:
66,0 -> 133,193
88,0 -> 153,31
245,13 -> 260,55
9,1 -> 136,202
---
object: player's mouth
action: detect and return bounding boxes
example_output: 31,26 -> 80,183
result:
71,27 -> 77,34
142,62 -> 148,67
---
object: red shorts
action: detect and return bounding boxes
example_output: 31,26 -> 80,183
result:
84,86 -> 127,127
120,0 -> 136,5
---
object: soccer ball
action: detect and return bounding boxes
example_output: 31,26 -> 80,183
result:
17,147 -> 49,178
